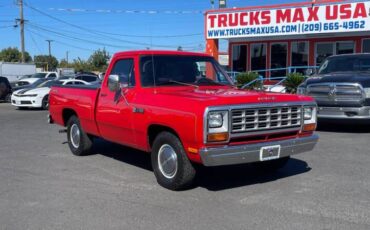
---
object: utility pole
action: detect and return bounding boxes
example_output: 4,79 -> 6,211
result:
66,51 -> 69,64
46,40 -> 53,71
18,0 -> 26,63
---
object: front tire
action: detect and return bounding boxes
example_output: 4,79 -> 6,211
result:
42,95 -> 49,110
66,115 -> 93,156
151,132 -> 196,190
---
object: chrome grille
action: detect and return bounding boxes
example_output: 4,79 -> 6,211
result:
307,83 -> 364,102
231,106 -> 302,133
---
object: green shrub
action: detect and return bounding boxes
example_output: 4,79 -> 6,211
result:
236,72 -> 262,90
284,72 -> 305,93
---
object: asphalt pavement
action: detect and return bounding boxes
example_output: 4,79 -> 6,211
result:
0,103 -> 369,230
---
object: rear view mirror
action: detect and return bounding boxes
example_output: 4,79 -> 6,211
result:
108,74 -> 120,92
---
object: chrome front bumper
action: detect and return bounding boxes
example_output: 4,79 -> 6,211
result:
317,106 -> 370,120
199,134 -> 319,167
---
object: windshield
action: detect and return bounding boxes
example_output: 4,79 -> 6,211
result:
31,73 -> 47,79
140,55 -> 233,87
318,55 -> 370,74
37,80 -> 63,88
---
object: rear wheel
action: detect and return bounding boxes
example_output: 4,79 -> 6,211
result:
66,115 -> 93,156
42,95 -> 49,110
151,132 -> 196,190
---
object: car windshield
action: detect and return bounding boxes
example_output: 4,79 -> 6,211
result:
37,80 -> 63,88
140,55 -> 233,87
31,73 -> 47,79
318,55 -> 370,74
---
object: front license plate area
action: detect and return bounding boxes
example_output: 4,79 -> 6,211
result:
260,145 -> 281,161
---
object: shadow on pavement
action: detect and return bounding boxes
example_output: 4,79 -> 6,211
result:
92,138 -> 311,191
317,121 -> 370,133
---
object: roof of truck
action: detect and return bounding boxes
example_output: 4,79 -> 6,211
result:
113,50 -> 211,58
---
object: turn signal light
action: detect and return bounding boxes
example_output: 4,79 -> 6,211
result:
303,123 -> 316,132
207,132 -> 229,142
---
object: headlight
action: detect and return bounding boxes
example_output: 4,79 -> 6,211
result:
208,112 -> 223,128
302,106 -> 317,132
207,110 -> 229,142
364,88 -> 370,98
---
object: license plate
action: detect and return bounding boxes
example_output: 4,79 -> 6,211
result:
260,145 -> 281,161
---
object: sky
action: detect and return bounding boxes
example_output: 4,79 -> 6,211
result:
0,0 -> 306,61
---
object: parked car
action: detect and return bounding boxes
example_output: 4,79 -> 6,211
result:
298,53 -> 370,123
11,78 -> 49,92
11,79 -> 89,110
49,50 -> 319,190
74,74 -> 100,84
0,76 -> 12,102
20,72 -> 59,85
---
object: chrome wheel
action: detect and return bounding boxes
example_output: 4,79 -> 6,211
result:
158,144 -> 178,179
70,124 -> 81,148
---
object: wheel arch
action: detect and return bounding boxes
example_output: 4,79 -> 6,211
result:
62,108 -> 78,126
147,124 -> 181,149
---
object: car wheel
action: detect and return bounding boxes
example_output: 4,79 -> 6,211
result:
42,95 -> 49,110
5,93 -> 11,103
254,157 -> 290,172
66,115 -> 93,156
151,132 -> 196,190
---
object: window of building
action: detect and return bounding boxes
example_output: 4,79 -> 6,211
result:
232,44 -> 247,72
270,43 -> 288,78
291,41 -> 309,74
316,43 -> 335,66
363,39 -> 370,53
336,41 -> 354,55
251,43 -> 266,77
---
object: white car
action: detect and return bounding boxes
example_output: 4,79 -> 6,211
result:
19,72 -> 59,84
11,79 -> 89,110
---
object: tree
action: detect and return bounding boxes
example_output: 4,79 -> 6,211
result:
34,55 -> 58,71
72,58 -> 92,72
177,46 -> 183,51
88,48 -> 110,71
0,47 -> 32,62
59,59 -> 72,68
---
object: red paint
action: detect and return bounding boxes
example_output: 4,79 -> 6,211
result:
49,50 -> 315,165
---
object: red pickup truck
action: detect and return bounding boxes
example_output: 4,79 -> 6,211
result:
49,50 -> 319,190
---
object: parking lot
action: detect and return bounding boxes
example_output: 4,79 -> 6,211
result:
0,102 -> 369,230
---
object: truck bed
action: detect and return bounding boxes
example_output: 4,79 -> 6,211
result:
49,85 -> 101,137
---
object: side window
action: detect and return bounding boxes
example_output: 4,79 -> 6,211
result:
74,81 -> 84,85
110,59 -> 135,87
48,73 -> 57,79
65,82 -> 73,85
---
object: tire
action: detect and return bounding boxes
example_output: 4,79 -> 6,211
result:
42,95 -> 49,110
151,132 -> 196,190
254,157 -> 290,172
66,115 -> 93,156
5,93 -> 11,103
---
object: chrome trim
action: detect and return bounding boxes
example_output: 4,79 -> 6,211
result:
199,134 -> 319,167
203,102 -> 317,144
317,106 -> 370,119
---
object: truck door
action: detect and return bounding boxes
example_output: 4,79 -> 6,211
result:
96,58 -> 136,147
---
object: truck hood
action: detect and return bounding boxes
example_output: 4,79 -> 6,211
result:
148,86 -> 313,108
305,72 -> 370,87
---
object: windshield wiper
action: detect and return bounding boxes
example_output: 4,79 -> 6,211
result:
157,79 -> 198,88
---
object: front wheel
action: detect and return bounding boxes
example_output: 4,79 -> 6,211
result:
151,132 -> 196,190
66,115 -> 93,156
42,95 -> 49,110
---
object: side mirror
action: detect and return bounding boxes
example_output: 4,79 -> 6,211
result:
108,74 -> 120,92
305,68 -> 315,76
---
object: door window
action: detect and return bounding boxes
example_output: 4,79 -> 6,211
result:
47,73 -> 57,79
110,59 -> 135,87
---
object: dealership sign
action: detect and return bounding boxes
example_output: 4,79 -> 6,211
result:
206,1 -> 370,39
